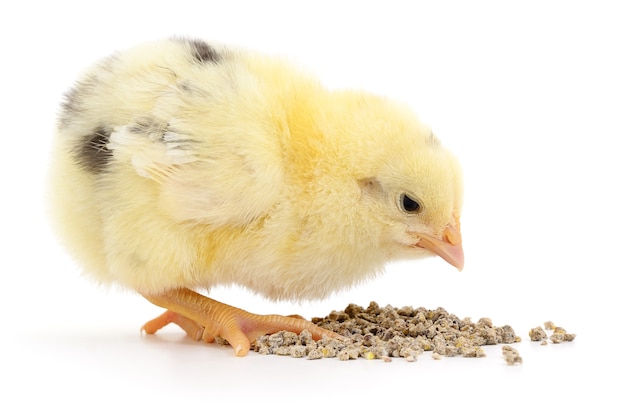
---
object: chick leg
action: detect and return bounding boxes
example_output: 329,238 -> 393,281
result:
140,288 -> 342,356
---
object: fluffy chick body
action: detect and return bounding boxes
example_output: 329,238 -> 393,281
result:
50,38 -> 462,303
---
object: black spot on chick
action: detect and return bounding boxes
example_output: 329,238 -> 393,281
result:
75,126 -> 113,174
186,39 -> 221,64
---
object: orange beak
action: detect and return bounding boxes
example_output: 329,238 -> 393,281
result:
415,220 -> 464,271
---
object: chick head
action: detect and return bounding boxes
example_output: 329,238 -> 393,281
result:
322,93 -> 464,270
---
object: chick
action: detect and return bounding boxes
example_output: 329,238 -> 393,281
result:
49,38 -> 464,356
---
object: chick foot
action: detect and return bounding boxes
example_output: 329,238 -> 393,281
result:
142,310 -> 205,340
140,288 -> 343,356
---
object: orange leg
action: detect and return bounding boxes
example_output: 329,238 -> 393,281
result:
140,288 -> 343,356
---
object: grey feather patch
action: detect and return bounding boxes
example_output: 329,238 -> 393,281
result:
58,55 -> 119,129
428,131 -> 441,147
58,85 -> 89,129
185,38 -> 221,64
75,126 -> 113,173
127,117 -> 166,138
60,87 -> 81,119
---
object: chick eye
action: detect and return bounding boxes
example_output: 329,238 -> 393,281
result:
401,194 -> 421,213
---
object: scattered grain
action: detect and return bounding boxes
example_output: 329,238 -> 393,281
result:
544,321 -> 556,330
550,326 -> 576,343
539,322 -> 576,344
252,302 -> 519,362
529,326 -> 548,341
502,345 -> 523,365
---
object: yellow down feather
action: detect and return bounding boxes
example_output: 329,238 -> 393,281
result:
49,38 -> 463,301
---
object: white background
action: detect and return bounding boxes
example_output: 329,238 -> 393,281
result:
2,1 -> 624,405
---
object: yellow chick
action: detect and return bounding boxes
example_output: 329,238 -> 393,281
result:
49,38 -> 464,356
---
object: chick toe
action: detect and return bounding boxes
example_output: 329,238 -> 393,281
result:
141,310 -> 204,341
141,288 -> 342,356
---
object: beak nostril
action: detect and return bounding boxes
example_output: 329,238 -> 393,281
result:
443,226 -> 462,245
